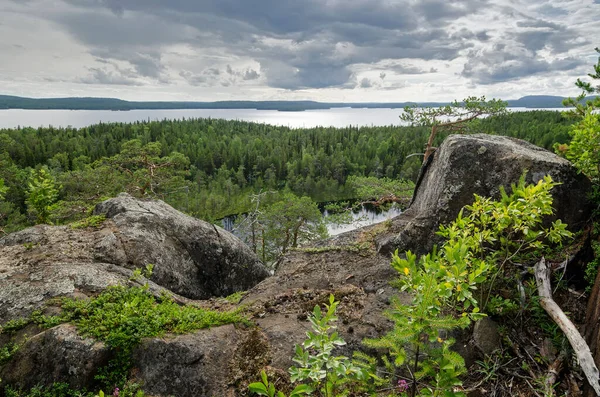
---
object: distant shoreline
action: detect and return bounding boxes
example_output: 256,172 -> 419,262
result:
0,94 -> 595,112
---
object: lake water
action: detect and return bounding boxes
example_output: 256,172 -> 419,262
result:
222,203 -> 403,237
324,203 -> 403,236
0,107 -> 565,130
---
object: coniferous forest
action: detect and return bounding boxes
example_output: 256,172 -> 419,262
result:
0,110 -> 575,236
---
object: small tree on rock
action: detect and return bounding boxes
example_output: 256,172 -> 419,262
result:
401,96 -> 507,163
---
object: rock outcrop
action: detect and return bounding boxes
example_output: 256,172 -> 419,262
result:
0,134 -> 593,396
93,193 -> 270,299
0,324 -> 110,391
378,134 -> 591,255
0,194 -> 269,322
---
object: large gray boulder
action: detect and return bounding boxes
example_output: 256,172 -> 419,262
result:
0,194 -> 268,322
0,324 -> 111,390
93,193 -> 269,299
131,325 -> 271,397
378,134 -> 591,255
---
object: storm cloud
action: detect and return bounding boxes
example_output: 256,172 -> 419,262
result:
0,0 -> 598,100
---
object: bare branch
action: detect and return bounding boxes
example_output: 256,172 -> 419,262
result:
534,257 -> 600,396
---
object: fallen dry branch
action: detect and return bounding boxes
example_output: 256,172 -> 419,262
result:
534,257 -> 600,396
542,350 -> 568,396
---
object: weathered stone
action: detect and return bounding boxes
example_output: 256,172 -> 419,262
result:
0,324 -> 110,390
473,317 -> 502,355
378,134 -> 592,255
93,193 -> 270,299
0,195 -> 268,322
132,325 -> 239,397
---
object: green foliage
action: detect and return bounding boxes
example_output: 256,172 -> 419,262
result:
402,96 -> 507,128
5,285 -> 245,391
0,318 -> 30,334
235,191 -> 328,267
365,175 -> 571,397
559,49 -> 600,298
3,382 -> 146,397
249,370 -> 313,397
98,139 -> 191,198
250,295 -> 378,397
0,342 -> 19,365
224,291 -> 245,304
289,295 -> 374,396
479,110 -> 574,150
4,383 -> 89,397
56,285 -> 245,350
559,110 -> 600,181
0,178 -> 7,200
486,295 -> 519,316
69,214 -> 106,229
585,241 -> 600,294
563,47 -> 600,115
401,96 -> 507,161
0,111 -> 585,231
26,167 -> 60,224
346,176 -> 414,206
129,263 -> 154,282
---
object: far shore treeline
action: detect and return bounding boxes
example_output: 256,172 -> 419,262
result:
0,94 -> 597,111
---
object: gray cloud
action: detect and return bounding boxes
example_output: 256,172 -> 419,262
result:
2,0 -> 599,98
179,65 -> 260,86
53,0 -> 490,89
179,70 -> 208,86
462,51 -> 583,84
80,67 -> 142,85
461,9 -> 590,84
243,69 -> 260,80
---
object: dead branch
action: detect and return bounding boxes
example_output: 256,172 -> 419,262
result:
535,257 -> 600,396
541,350 -> 568,397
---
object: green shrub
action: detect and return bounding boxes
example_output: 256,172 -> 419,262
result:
0,342 -> 20,365
3,284 -> 246,393
364,175 -> 572,397
250,295 -> 379,397
69,215 -> 106,229
0,318 -> 30,335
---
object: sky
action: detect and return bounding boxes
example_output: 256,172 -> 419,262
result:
0,0 -> 599,102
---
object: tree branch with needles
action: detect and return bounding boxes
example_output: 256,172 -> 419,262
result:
400,96 -> 507,163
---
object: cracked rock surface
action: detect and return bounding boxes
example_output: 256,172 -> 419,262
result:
0,193 -> 269,321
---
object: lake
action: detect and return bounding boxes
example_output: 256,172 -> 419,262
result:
221,203 -> 404,237
0,107 -> 565,130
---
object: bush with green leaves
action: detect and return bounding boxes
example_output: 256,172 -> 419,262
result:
560,110 -> 600,182
365,175 -> 572,397
26,167 -> 60,224
69,214 -> 106,229
0,177 -> 27,234
250,295 -> 379,397
1,284 -> 246,393
3,382 -> 90,397
63,285 -> 245,388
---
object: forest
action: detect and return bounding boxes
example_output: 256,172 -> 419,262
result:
0,109 -> 578,265
0,110 -> 575,228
